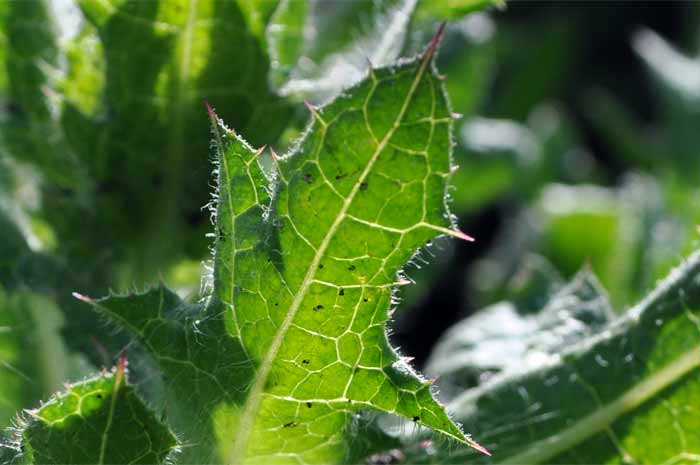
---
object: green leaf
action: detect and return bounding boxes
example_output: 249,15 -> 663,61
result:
5,358 -> 177,465
0,288 -> 43,429
1,0 -> 293,286
404,251 -> 700,464
415,0 -> 505,21
0,0 -> 296,365
79,30 -> 486,464
267,0 -> 418,102
426,268 -> 613,395
0,288 -> 88,430
470,175 -> 685,311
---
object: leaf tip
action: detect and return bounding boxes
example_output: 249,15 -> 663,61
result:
115,350 -> 128,387
204,100 -> 217,124
469,439 -> 491,457
255,145 -> 266,156
304,100 -> 326,125
425,22 -> 447,61
452,229 -> 475,242
72,291 -> 93,303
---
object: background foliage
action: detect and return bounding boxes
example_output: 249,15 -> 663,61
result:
1,1 -> 699,464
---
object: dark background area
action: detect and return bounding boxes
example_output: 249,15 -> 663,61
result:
393,1 -> 696,365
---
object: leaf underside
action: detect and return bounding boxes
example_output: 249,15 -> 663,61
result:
401,251 -> 700,464
77,35 -> 480,465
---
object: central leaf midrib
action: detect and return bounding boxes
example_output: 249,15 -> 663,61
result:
496,345 -> 700,464
227,53 -> 436,464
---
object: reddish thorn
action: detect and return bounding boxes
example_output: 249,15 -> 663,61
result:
437,73 -> 447,81
453,229 -> 475,242
118,351 -> 128,372
40,85 -> 55,98
469,440 -> 491,457
450,165 -> 460,175
204,100 -> 216,119
270,148 -> 281,161
425,22 -> 447,61
115,350 -> 128,386
402,356 -> 415,363
254,145 -> 266,157
72,292 -> 93,303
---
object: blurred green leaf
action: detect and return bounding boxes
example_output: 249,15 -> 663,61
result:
426,269 -> 613,396
470,174 -> 689,310
0,288 -> 91,431
268,0 -> 416,102
392,251 -> 700,464
415,0 -> 505,21
1,0 -> 292,287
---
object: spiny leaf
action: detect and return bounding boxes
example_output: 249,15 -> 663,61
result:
0,0 -> 292,286
0,0 -> 293,365
402,251 -> 700,464
5,356 -> 177,465
79,27 -> 486,464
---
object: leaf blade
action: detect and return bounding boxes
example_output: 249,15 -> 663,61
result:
7,360 -> 177,465
412,251 -> 700,464
83,27 -> 482,465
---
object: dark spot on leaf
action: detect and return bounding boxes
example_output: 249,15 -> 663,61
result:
306,402 -> 312,408
303,173 -> 313,184
339,288 -> 345,296
274,302 -> 279,306
96,393 -> 103,399
151,173 -> 163,188
313,304 -> 324,311
363,298 -> 369,302
413,416 -> 420,422
319,264 -> 324,269
302,359 -> 310,364
348,265 -> 356,271
335,173 -> 347,180
59,187 -> 75,197
283,421 -> 297,428
359,182 -> 368,190
6,102 -> 22,116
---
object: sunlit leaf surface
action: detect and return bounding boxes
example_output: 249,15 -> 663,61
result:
73,30 -> 485,465
6,359 -> 177,465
